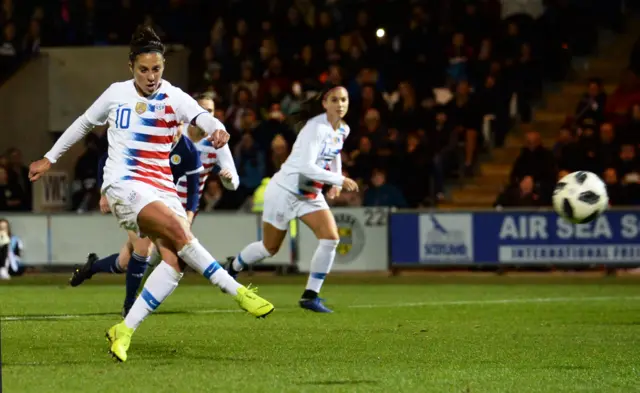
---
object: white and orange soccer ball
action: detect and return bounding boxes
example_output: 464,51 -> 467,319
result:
552,171 -> 609,224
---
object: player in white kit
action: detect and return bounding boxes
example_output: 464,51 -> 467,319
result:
138,94 -> 238,278
28,26 -> 274,362
175,94 -> 239,212
226,85 -> 359,313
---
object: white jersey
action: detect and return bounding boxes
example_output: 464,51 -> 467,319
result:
272,113 -> 347,198
175,137 -> 239,208
83,80 -> 208,193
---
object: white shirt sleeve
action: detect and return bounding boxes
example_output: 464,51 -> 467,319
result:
174,88 -> 209,125
216,144 -> 240,190
45,85 -> 115,163
84,84 -> 115,126
194,113 -> 226,136
44,115 -> 96,164
296,123 -> 344,186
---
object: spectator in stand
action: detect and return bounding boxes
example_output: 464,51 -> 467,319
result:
446,32 -> 474,83
623,104 -> 640,146
363,168 -> 407,208
616,144 -> 640,201
199,177 -> 234,212
397,132 -> 431,207
358,108 -> 386,152
447,80 -> 480,175
225,87 -> 255,133
231,65 -> 259,103
575,79 -> 607,124
574,122 -> 602,174
3,0 -> 621,210
72,133 -> 101,212
234,131 -> 266,204
349,135 -> 377,184
0,218 -> 23,277
5,148 -> 31,211
0,21 -> 20,81
509,129 -> 556,201
599,122 -> 619,169
266,134 -> 289,177
494,175 -> 543,208
0,166 -> 22,211
512,42 -> 541,124
475,74 -> 510,147
606,70 -> 640,127
22,19 -> 41,58
603,167 -> 629,206
391,81 -> 426,134
427,107 -> 457,201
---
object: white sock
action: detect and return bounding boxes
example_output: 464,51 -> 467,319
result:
177,239 -> 242,295
232,241 -> 272,271
305,239 -> 339,294
124,261 -> 182,330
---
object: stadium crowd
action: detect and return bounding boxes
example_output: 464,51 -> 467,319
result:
0,0 -> 630,212
495,70 -> 640,208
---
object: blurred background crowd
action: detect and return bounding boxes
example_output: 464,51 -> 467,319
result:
0,0 -> 637,213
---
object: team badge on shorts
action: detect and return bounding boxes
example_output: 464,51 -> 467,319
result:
171,154 -> 181,165
127,191 -> 140,203
135,102 -> 147,114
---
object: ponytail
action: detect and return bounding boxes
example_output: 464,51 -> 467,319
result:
287,84 -> 340,133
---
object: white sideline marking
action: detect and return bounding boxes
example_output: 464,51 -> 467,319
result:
2,296 -> 638,322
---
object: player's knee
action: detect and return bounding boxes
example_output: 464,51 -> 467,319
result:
164,218 -> 192,248
263,242 -> 280,256
319,227 -> 340,243
133,239 -> 151,256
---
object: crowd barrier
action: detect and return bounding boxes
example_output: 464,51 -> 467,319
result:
3,208 -> 639,270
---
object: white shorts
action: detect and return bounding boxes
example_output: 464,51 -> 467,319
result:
104,181 -> 187,234
262,181 -> 328,230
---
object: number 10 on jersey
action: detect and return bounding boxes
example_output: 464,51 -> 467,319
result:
116,107 -> 131,129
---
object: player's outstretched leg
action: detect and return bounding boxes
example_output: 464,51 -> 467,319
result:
108,260 -> 182,362
177,239 -> 274,318
69,253 -> 113,287
299,239 -> 338,313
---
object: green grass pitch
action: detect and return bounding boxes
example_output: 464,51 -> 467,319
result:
2,273 -> 640,392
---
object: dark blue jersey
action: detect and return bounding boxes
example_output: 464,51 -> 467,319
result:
98,134 -> 203,212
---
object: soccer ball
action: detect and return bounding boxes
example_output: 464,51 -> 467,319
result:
552,171 -> 609,224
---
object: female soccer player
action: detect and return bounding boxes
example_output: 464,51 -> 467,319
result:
226,85 -> 358,313
69,123 -> 204,320
175,93 -> 239,209
28,26 -> 274,362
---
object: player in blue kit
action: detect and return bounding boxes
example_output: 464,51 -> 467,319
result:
69,124 -> 203,316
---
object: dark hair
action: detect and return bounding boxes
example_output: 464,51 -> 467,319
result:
194,92 -> 213,102
287,84 -> 341,132
129,25 -> 165,62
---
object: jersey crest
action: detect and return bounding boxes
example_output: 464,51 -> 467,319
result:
135,102 -> 147,114
171,154 -> 182,165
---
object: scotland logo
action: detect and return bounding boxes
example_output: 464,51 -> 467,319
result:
171,154 -> 181,165
419,214 -> 473,263
334,213 -> 365,264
